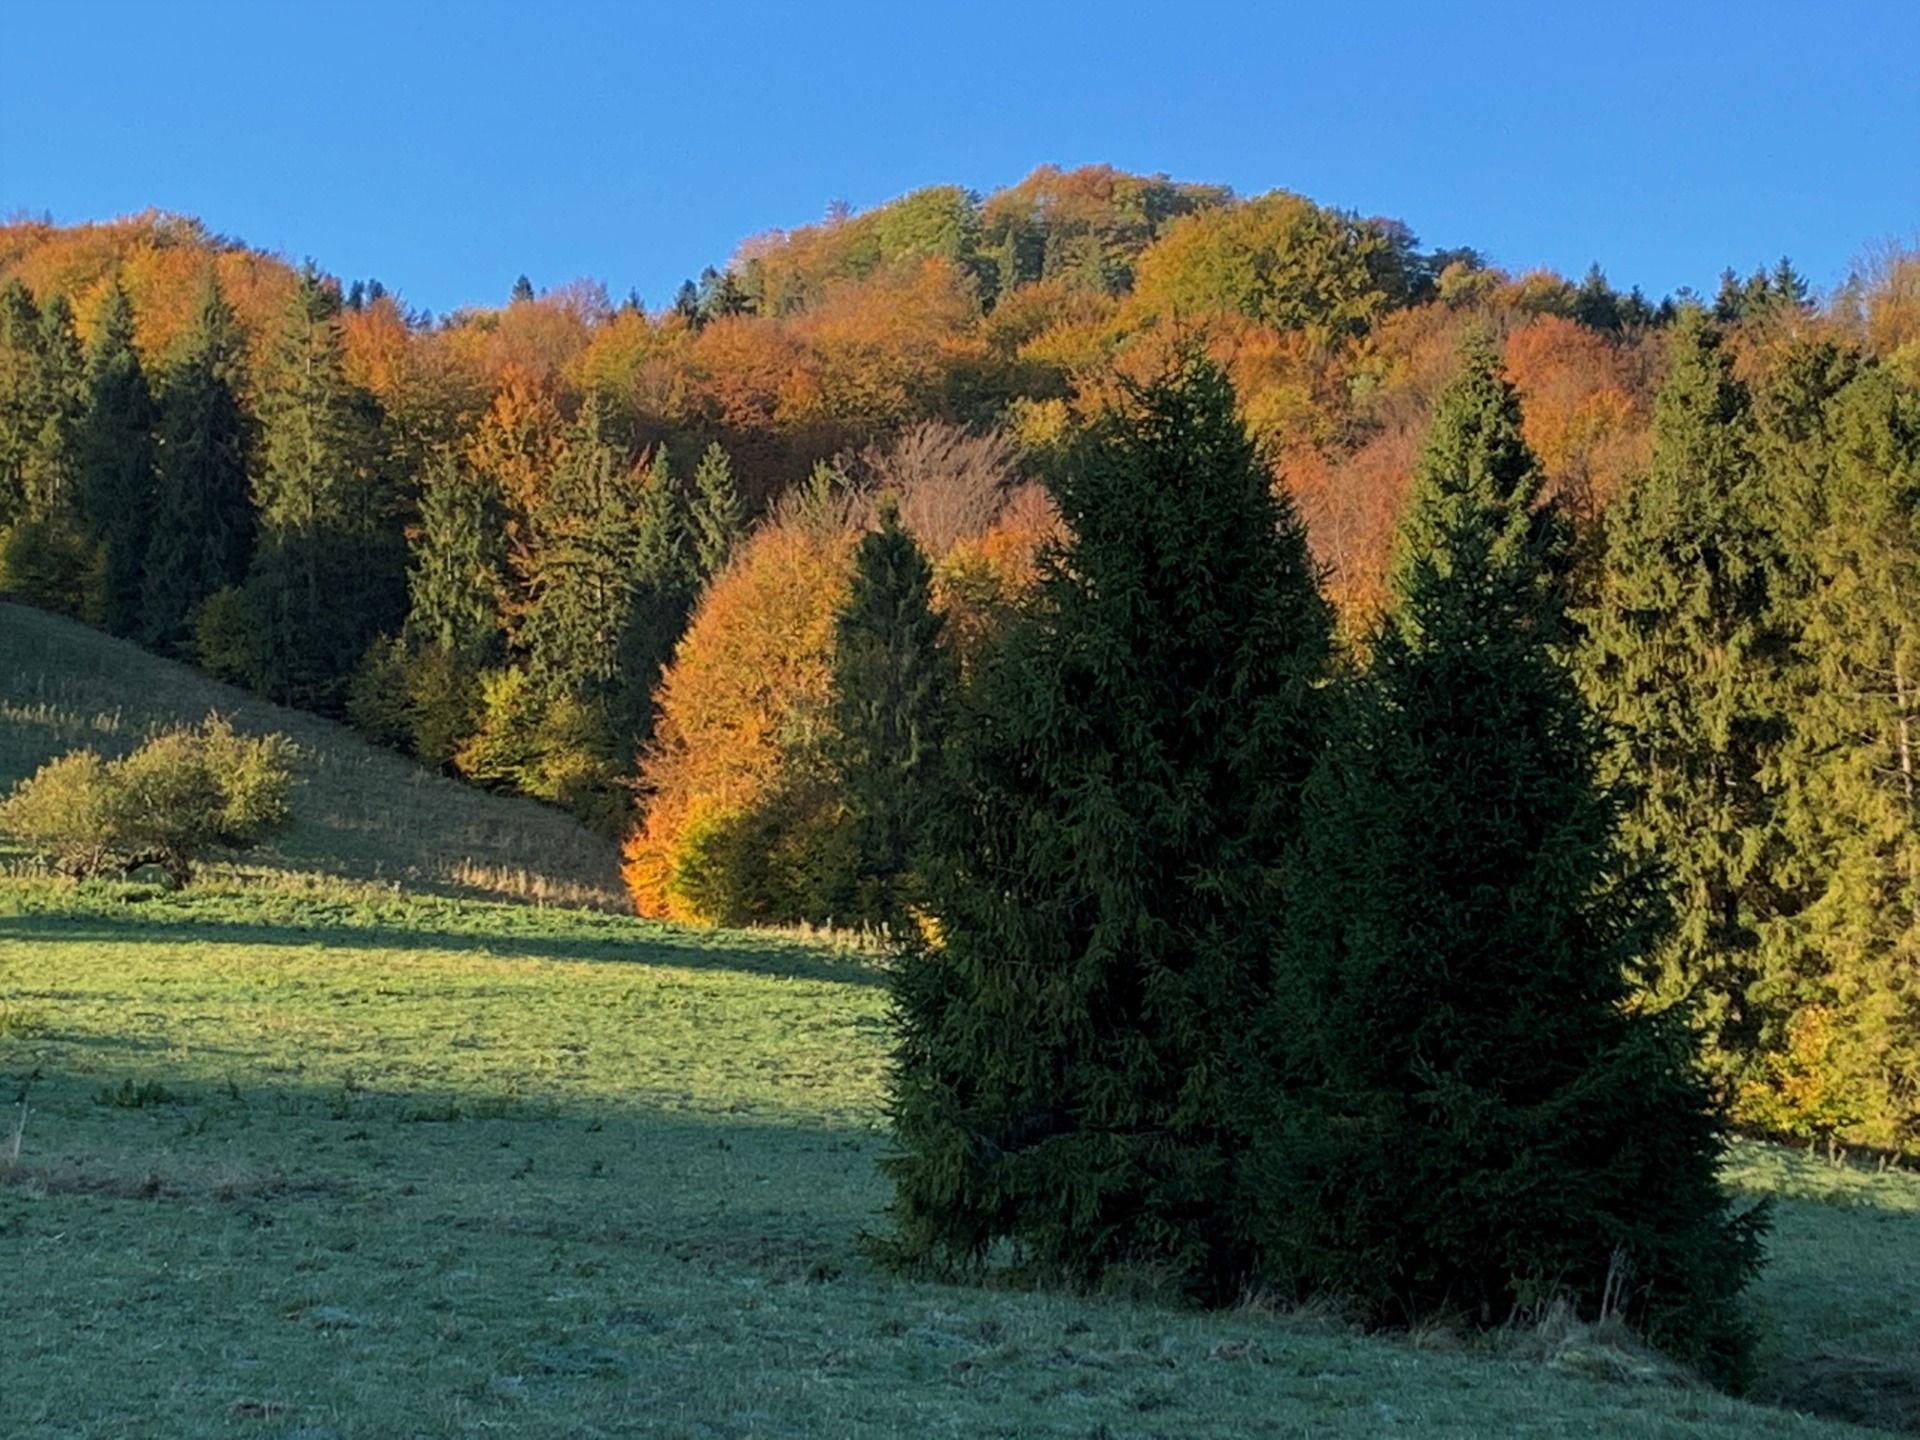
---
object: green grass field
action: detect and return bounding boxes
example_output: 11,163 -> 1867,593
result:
3,607 -> 1919,1437
3,877 -> 1918,1439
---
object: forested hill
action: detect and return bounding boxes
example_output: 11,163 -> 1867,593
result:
2,166 -> 1917,1154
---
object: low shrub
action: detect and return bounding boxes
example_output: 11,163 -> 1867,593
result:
0,713 -> 297,886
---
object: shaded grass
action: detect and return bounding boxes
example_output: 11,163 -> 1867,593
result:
1,877 -> 1915,1437
0,601 -> 626,909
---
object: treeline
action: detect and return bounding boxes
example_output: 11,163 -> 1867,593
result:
1,170 -> 1917,1161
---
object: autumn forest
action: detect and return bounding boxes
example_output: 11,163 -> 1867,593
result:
2,164 -> 1918,1196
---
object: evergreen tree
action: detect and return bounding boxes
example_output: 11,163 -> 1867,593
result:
824,506 -> 956,929
510,275 -> 536,304
1573,263 -> 1622,333
612,443 -> 696,744
237,264 -> 402,711
79,281 -> 156,636
2,293 -> 93,612
881,356 -> 1332,1298
141,275 -> 255,651
1772,364 -> 1920,1146
520,400 -> 656,699
1253,340 -> 1764,1383
480,402 -> 688,825
1579,307 -> 1796,1102
363,449 -> 510,763
23,291 -> 85,518
406,449 -> 505,662
0,279 -> 41,528
686,441 -> 745,584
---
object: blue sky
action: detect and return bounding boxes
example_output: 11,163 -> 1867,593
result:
3,0 -> 1916,317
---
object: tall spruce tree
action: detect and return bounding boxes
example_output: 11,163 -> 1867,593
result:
79,281 -> 156,635
1579,307 -> 1796,1102
237,264 -> 403,710
406,449 -> 505,662
824,506 -> 956,930
1774,364 -> 1920,1146
141,275 -> 255,651
0,279 -> 41,528
3,292 -> 93,612
1252,340 -> 1764,1383
383,449 -> 508,762
686,441 -> 745,583
16,293 -> 84,516
881,356 -> 1332,1298
520,399 -> 656,700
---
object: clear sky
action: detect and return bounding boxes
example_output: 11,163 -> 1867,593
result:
4,0 -> 1916,317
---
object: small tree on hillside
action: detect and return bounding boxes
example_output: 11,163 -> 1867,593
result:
1250,340 -> 1764,1384
686,441 -> 745,583
880,356 -> 1332,1298
824,505 -> 956,930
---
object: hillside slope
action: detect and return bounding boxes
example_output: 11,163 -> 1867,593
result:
0,602 -> 626,909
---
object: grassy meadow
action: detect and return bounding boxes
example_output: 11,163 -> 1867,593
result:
2,877 -> 1917,1439
3,608 -> 1919,1438
0,602 -> 626,909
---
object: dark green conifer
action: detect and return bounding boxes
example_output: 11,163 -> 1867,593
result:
484,403 -> 688,823
1579,308 -> 1796,1102
881,356 -> 1331,1298
0,279 -> 42,528
824,506 -> 955,930
3,293 -> 93,612
686,441 -> 745,584
406,450 -> 505,663
520,400 -> 657,699
24,292 -> 85,517
237,264 -> 402,711
1771,363 -> 1920,1146
141,275 -> 255,651
1253,339 -> 1764,1384
79,281 -> 156,635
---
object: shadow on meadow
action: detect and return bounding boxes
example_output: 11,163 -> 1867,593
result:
0,903 -> 890,989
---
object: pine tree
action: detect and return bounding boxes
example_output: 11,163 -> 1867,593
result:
141,275 -> 256,651
80,281 -> 156,636
406,449 -> 505,662
379,449 -> 508,763
483,401 -> 687,825
1253,339 -> 1764,1383
1579,307 -> 1795,1102
686,441 -> 745,584
0,279 -> 42,528
2,292 -> 93,612
238,264 -> 402,711
23,292 -> 85,517
519,400 -> 654,699
1773,364 -> 1920,1146
824,506 -> 956,929
881,356 -> 1332,1298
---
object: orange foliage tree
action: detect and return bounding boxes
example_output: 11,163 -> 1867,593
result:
622,512 -> 856,921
